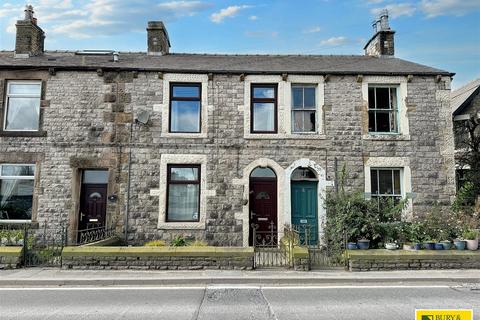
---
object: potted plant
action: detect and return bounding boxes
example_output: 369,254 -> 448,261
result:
454,239 -> 466,250
434,242 -> 444,250
385,242 -> 399,250
463,229 -> 479,251
440,240 -> 452,250
357,238 -> 370,250
403,242 -> 415,250
347,242 -> 358,250
423,238 -> 435,250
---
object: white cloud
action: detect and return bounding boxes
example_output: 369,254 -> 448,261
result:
420,0 -> 480,17
210,5 -> 251,23
249,15 -> 258,21
371,3 -> 416,18
1,0 -> 212,38
320,36 -> 348,46
303,26 -> 321,33
244,31 -> 278,38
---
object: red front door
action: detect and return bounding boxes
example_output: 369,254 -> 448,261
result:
249,178 -> 277,246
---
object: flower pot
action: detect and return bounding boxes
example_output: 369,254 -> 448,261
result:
454,240 -> 466,250
347,242 -> 358,250
466,239 -> 479,251
434,243 -> 444,250
413,243 -> 422,250
403,244 -> 414,250
423,242 -> 435,250
357,240 -> 370,250
385,243 -> 398,250
440,241 -> 452,250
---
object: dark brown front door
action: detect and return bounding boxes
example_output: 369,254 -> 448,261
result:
79,183 -> 107,231
249,178 -> 277,246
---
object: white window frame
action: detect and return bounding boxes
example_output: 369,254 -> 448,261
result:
150,154 -> 216,230
364,157 -> 412,219
362,76 -> 409,140
160,74 -> 209,138
290,84 -> 318,134
0,163 -> 35,223
3,81 -> 41,132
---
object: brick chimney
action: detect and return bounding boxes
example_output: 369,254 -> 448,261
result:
147,21 -> 170,55
15,5 -> 45,58
364,9 -> 395,57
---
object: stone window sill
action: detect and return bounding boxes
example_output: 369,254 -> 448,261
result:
0,131 -> 47,137
160,132 -> 208,139
157,222 -> 206,230
362,134 -> 410,141
244,134 -> 327,140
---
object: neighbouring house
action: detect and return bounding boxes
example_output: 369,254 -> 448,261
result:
451,78 -> 480,195
0,6 -> 456,247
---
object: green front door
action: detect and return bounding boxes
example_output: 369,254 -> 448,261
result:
291,181 -> 318,245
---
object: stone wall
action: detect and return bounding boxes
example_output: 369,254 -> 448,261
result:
348,250 -> 480,271
0,247 -> 23,269
62,246 -> 254,270
0,69 -> 456,246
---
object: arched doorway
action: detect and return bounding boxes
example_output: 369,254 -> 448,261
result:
291,167 -> 318,245
249,167 -> 277,246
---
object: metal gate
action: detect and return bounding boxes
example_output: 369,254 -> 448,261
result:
252,223 -> 297,269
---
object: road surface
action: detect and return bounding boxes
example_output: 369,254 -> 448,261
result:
0,284 -> 478,319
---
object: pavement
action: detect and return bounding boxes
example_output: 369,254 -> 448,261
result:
0,268 -> 479,287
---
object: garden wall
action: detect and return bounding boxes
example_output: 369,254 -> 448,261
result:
62,246 -> 254,270
348,250 -> 480,271
0,247 -> 23,269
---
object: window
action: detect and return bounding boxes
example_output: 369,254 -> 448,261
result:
251,84 -> 277,133
250,167 -> 276,178
169,83 -> 201,133
292,85 -> 316,133
0,164 -> 35,221
166,165 -> 200,222
368,86 -> 398,133
370,168 -> 402,204
4,81 -> 41,131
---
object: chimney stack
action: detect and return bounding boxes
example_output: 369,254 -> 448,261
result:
15,5 -> 45,58
364,9 -> 395,57
147,21 -> 170,55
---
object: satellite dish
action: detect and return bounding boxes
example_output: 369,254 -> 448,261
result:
135,110 -> 150,125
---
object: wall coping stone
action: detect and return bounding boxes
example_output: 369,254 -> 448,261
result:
62,246 -> 254,258
347,249 -> 480,261
293,247 -> 309,258
0,247 -> 23,257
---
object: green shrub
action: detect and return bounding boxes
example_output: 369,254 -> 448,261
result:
170,235 -> 187,247
144,240 -> 166,247
462,229 -> 479,240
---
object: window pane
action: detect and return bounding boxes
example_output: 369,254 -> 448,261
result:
167,184 -> 199,221
172,85 -> 199,98
304,87 -> 316,107
293,111 -> 303,132
292,87 -> 303,109
304,111 -> 315,132
378,170 -> 393,194
0,179 -> 34,220
5,97 -> 40,130
375,112 -> 391,132
9,83 -> 41,95
170,101 -> 200,132
375,88 -> 390,109
368,88 -> 375,109
253,87 -> 275,99
390,88 -> 397,109
393,170 -> 401,194
253,103 -> 275,132
251,167 -> 276,178
371,170 -> 378,194
1,165 -> 35,177
170,167 -> 199,181
368,111 -> 375,132
291,168 -> 317,180
83,170 -> 108,184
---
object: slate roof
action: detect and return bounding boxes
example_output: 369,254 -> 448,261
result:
451,78 -> 480,116
0,51 -> 452,76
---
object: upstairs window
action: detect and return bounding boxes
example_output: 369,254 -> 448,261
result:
0,164 -> 35,221
166,165 -> 201,222
292,85 -> 316,133
370,168 -> 402,205
169,83 -> 201,133
251,84 -> 277,133
4,81 -> 41,131
368,86 -> 398,133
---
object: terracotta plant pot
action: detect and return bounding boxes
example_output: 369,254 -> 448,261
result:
466,239 -> 479,251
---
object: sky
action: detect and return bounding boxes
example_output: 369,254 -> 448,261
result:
0,0 -> 479,89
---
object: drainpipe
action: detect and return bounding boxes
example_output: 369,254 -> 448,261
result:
124,121 -> 134,243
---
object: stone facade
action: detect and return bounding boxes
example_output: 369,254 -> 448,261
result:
0,70 -> 456,246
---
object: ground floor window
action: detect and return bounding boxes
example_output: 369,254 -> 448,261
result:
166,165 -> 201,222
370,168 -> 402,205
0,164 -> 35,221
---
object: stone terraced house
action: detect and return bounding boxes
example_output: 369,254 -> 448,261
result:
0,7 -> 455,247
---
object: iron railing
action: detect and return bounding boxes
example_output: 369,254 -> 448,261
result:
74,225 -> 116,245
